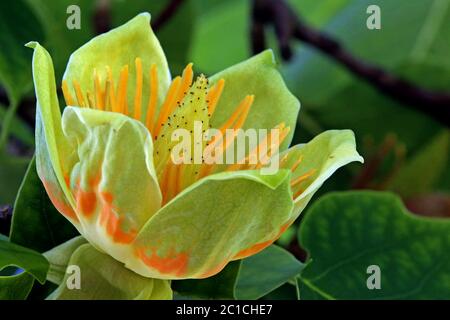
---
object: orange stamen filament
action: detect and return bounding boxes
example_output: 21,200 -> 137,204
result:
207,79 -> 225,114
62,80 -> 75,106
134,58 -> 143,120
153,76 -> 182,137
291,169 -> 316,189
145,64 -> 158,132
73,80 -> 86,107
116,65 -> 129,114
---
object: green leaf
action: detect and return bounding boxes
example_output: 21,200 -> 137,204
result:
48,244 -> 172,300
0,272 -> 35,300
0,0 -> 44,103
388,130 -> 450,197
235,245 -> 304,300
43,236 -> 86,285
299,191 -> 450,299
10,157 -> 78,252
172,261 -> 241,299
261,283 -> 299,300
0,239 -> 49,284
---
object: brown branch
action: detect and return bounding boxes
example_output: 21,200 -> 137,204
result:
251,0 -> 450,127
0,204 -> 12,236
93,0 -> 112,34
152,0 -> 186,31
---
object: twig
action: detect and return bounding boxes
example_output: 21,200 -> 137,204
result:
0,204 -> 12,236
152,0 -> 186,31
93,0 -> 111,34
251,0 -> 450,127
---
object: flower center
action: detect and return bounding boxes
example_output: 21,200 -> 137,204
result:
61,59 -> 311,204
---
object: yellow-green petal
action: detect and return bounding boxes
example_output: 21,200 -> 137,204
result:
127,169 -> 294,280
27,42 -> 78,224
282,130 -> 363,217
61,107 -> 161,262
48,244 -> 172,300
210,50 -> 299,151
63,13 -> 171,113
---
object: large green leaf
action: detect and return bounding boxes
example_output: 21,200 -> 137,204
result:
0,239 -> 49,284
0,272 -> 35,300
10,157 -> 78,252
48,244 -> 172,300
299,191 -> 450,299
172,261 -> 241,299
235,245 -> 304,300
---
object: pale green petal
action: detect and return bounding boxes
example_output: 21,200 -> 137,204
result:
27,42 -> 78,224
44,236 -> 87,285
210,50 -> 299,150
281,130 -> 363,216
63,13 -> 171,114
48,244 -> 172,300
128,170 -> 294,279
61,107 -> 161,263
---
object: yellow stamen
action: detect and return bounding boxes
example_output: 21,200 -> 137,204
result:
177,63 -> 193,103
174,164 -> 183,195
86,91 -> 95,108
145,64 -> 158,132
94,69 -> 104,110
104,80 -> 111,111
116,65 -> 129,114
207,79 -> 225,115
290,155 -> 303,172
231,95 -> 254,130
153,76 -> 182,137
291,169 -> 316,188
134,58 -> 143,120
106,66 -> 117,111
73,80 -> 86,107
254,126 -> 290,169
62,80 -> 75,106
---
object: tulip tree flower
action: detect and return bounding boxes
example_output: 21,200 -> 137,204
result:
28,13 -> 362,299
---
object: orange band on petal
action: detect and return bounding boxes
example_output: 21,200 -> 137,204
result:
135,247 -> 189,277
233,222 -> 291,260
